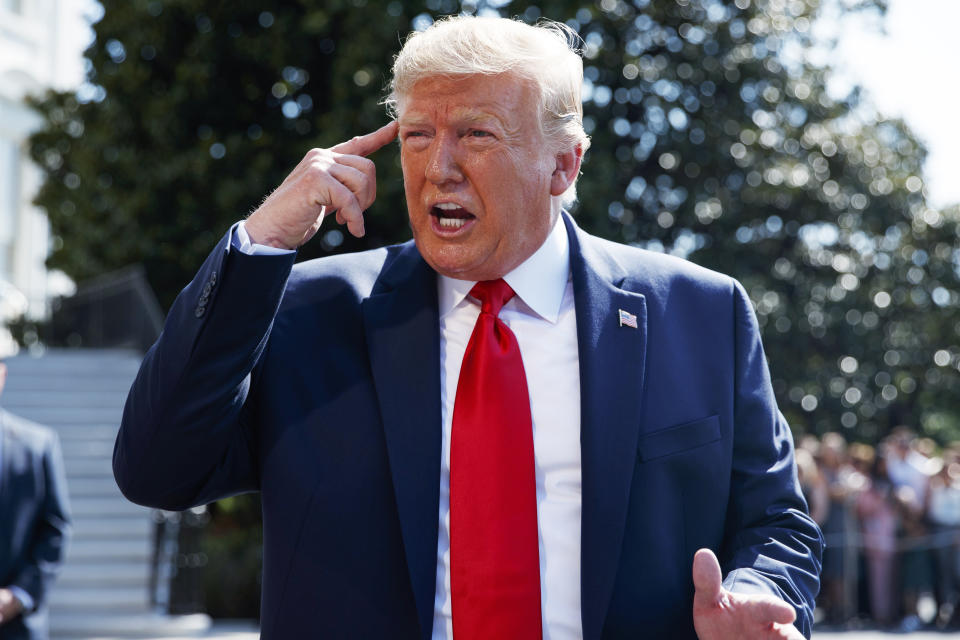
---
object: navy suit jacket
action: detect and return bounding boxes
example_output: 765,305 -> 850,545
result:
114,214 -> 822,639
0,410 -> 71,640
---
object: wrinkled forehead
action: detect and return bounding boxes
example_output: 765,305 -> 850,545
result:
395,73 -> 539,124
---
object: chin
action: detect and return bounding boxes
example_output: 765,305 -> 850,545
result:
426,256 -> 488,281
426,260 -> 474,280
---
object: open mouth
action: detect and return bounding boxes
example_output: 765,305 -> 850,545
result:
431,202 -> 475,230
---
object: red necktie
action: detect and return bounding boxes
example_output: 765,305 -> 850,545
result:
450,279 -> 542,639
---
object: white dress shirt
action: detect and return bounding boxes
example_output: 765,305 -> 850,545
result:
432,217 -> 582,640
234,218 -> 584,638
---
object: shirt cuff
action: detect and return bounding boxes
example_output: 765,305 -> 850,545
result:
8,585 -> 34,613
232,221 -> 297,256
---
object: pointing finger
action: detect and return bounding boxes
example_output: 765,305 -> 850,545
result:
746,595 -> 796,626
331,121 -> 399,157
774,620 -> 806,640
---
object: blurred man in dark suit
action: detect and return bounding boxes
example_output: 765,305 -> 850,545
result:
0,360 -> 71,640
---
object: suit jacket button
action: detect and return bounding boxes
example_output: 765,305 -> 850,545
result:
209,271 -> 217,285
203,282 -> 212,296
195,306 -> 206,318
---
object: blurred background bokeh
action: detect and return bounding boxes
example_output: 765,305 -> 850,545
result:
2,0 -> 959,636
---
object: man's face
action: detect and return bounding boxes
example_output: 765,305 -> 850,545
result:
398,73 -> 559,281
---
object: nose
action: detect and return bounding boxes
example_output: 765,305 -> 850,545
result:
424,134 -> 463,185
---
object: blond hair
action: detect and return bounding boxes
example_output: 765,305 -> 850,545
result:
386,16 -> 590,202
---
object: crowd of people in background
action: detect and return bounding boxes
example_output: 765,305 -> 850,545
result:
798,428 -> 960,631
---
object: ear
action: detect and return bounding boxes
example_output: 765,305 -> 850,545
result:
550,144 -> 583,197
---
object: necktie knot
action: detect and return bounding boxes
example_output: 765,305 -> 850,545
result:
470,278 -> 515,317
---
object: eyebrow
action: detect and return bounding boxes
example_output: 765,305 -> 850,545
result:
398,109 -> 507,130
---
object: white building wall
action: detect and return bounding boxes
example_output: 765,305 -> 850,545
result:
0,0 -> 86,320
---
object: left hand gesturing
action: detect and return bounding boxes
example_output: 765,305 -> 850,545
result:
0,588 -> 24,626
692,549 -> 804,640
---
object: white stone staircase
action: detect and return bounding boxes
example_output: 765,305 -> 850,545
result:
2,348 -> 212,638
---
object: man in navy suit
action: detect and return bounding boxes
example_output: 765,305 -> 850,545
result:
0,361 -> 71,640
114,15 -> 822,639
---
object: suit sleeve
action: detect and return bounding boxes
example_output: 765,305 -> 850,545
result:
11,430 -> 71,610
113,226 -> 296,510
719,280 -> 823,638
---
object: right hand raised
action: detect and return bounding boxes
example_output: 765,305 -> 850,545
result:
245,121 -> 398,249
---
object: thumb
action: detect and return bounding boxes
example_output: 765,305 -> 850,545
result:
692,548 -> 723,605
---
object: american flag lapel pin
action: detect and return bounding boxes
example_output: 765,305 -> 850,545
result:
618,308 -> 638,329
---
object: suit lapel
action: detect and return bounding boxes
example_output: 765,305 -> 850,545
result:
361,245 -> 442,640
564,216 -> 649,640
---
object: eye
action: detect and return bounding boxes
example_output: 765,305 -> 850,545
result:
400,130 -> 431,148
468,130 -> 492,138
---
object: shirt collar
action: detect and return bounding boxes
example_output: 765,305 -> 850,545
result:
437,215 -> 570,324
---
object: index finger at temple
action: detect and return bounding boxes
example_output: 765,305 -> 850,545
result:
331,121 -> 399,157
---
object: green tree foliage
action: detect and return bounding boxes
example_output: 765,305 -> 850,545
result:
28,0 -> 960,444
29,0 -> 434,310
557,0 -> 960,443
200,496 -> 263,618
